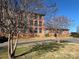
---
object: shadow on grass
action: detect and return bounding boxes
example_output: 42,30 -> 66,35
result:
0,47 -> 8,53
15,42 -> 64,58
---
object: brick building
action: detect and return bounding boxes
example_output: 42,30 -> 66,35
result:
27,13 -> 45,36
13,11 -> 45,37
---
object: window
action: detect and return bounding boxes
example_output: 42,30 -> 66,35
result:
29,27 -> 33,33
39,28 -> 42,33
34,28 -> 38,33
39,21 -> 42,26
34,21 -> 38,26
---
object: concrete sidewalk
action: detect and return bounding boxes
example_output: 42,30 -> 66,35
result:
0,38 -> 56,47
0,37 -> 75,47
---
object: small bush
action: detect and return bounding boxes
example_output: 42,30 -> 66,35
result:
45,34 -> 49,37
71,32 -> 79,38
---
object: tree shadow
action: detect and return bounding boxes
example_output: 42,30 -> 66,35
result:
15,42 -> 64,58
0,47 -> 8,53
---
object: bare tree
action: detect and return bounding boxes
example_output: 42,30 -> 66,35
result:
47,16 -> 71,29
46,16 -> 72,39
0,0 -> 19,59
0,0 -> 57,59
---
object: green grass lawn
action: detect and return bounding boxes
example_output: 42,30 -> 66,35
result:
1,43 -> 79,59
0,47 -> 8,59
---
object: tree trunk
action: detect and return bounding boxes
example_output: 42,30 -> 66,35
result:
8,33 -> 18,59
8,34 -> 12,59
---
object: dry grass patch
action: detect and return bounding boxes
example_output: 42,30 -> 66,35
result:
1,43 -> 79,59
16,43 -> 79,59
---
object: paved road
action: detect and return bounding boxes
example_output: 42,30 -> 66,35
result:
66,38 -> 79,43
0,38 -> 79,47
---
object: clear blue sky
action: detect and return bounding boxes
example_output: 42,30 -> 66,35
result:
54,0 -> 79,32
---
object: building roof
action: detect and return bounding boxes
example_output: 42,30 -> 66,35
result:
11,9 -> 45,16
28,12 -> 45,16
